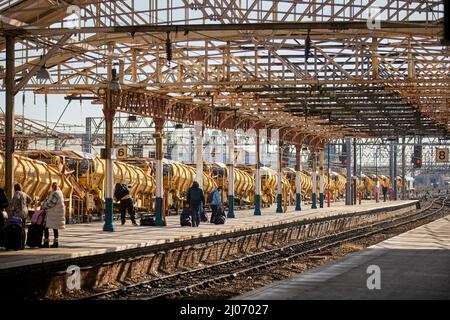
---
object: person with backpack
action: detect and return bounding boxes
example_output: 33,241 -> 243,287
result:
208,186 -> 223,224
187,181 -> 205,227
8,183 -> 32,221
41,182 -> 65,248
114,183 -> 137,226
7,183 -> 32,249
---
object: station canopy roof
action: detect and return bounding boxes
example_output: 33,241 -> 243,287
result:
0,0 -> 449,145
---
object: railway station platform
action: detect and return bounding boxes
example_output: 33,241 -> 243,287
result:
0,199 -> 418,299
237,214 -> 450,300
0,200 -> 416,270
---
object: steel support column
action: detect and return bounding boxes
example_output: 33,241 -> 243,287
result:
345,138 -> 352,205
194,120 -> 204,190
393,141 -> 398,200
154,117 -> 166,226
102,89 -> 115,232
311,149 -> 317,209
227,129 -> 235,218
389,140 -> 394,201
5,34 -> 15,200
319,148 -> 324,208
254,129 -> 261,215
402,137 -> 406,199
375,147 -> 379,202
353,139 -> 357,205
295,145 -> 302,211
276,140 -> 283,213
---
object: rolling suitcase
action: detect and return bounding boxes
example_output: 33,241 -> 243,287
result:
5,217 -> 25,250
26,224 -> 44,248
140,214 -> 156,226
180,214 -> 192,227
180,208 -> 192,227
26,210 -> 46,248
214,207 -> 226,225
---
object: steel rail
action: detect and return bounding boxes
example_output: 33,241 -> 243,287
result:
79,196 -> 448,300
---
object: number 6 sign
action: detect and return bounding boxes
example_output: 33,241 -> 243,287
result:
117,146 -> 128,159
435,148 -> 449,163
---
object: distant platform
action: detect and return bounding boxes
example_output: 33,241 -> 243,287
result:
237,215 -> 450,300
0,200 -> 417,272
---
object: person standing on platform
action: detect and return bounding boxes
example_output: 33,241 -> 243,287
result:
0,188 -> 8,227
382,178 -> 388,202
187,181 -> 205,227
41,182 -> 65,248
209,186 -> 223,224
9,183 -> 32,223
114,183 -> 137,226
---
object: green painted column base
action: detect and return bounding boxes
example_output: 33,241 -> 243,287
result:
227,195 -> 235,218
103,198 -> 114,232
295,193 -> 302,211
254,194 -> 261,215
311,193 -> 317,209
155,197 -> 165,226
319,193 -> 324,208
276,194 -> 283,213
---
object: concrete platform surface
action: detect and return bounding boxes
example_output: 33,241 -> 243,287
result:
237,215 -> 450,300
0,200 -> 416,271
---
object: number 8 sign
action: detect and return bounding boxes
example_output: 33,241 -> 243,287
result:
435,148 -> 449,163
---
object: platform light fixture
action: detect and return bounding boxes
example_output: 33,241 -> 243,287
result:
108,63 -> 121,92
36,64 -> 51,81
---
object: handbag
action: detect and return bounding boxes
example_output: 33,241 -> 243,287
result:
31,210 -> 46,226
200,207 -> 208,223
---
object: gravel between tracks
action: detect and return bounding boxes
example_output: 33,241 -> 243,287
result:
168,200 -> 449,300
57,199 -> 448,300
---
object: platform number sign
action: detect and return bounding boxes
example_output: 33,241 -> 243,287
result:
435,148 -> 449,163
117,146 -> 128,159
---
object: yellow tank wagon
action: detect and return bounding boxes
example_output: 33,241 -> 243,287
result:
330,171 -> 346,200
123,158 -> 188,213
209,163 -> 255,206
361,174 -> 376,199
88,157 -> 155,212
0,152 -> 74,219
283,168 -> 297,205
396,176 -> 403,193
168,160 -> 216,211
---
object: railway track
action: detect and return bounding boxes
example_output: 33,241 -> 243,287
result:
79,196 -> 449,301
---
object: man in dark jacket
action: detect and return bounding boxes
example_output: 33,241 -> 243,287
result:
114,183 -> 137,226
187,181 -> 204,227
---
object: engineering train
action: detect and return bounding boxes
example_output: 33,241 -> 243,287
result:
0,150 -> 412,223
